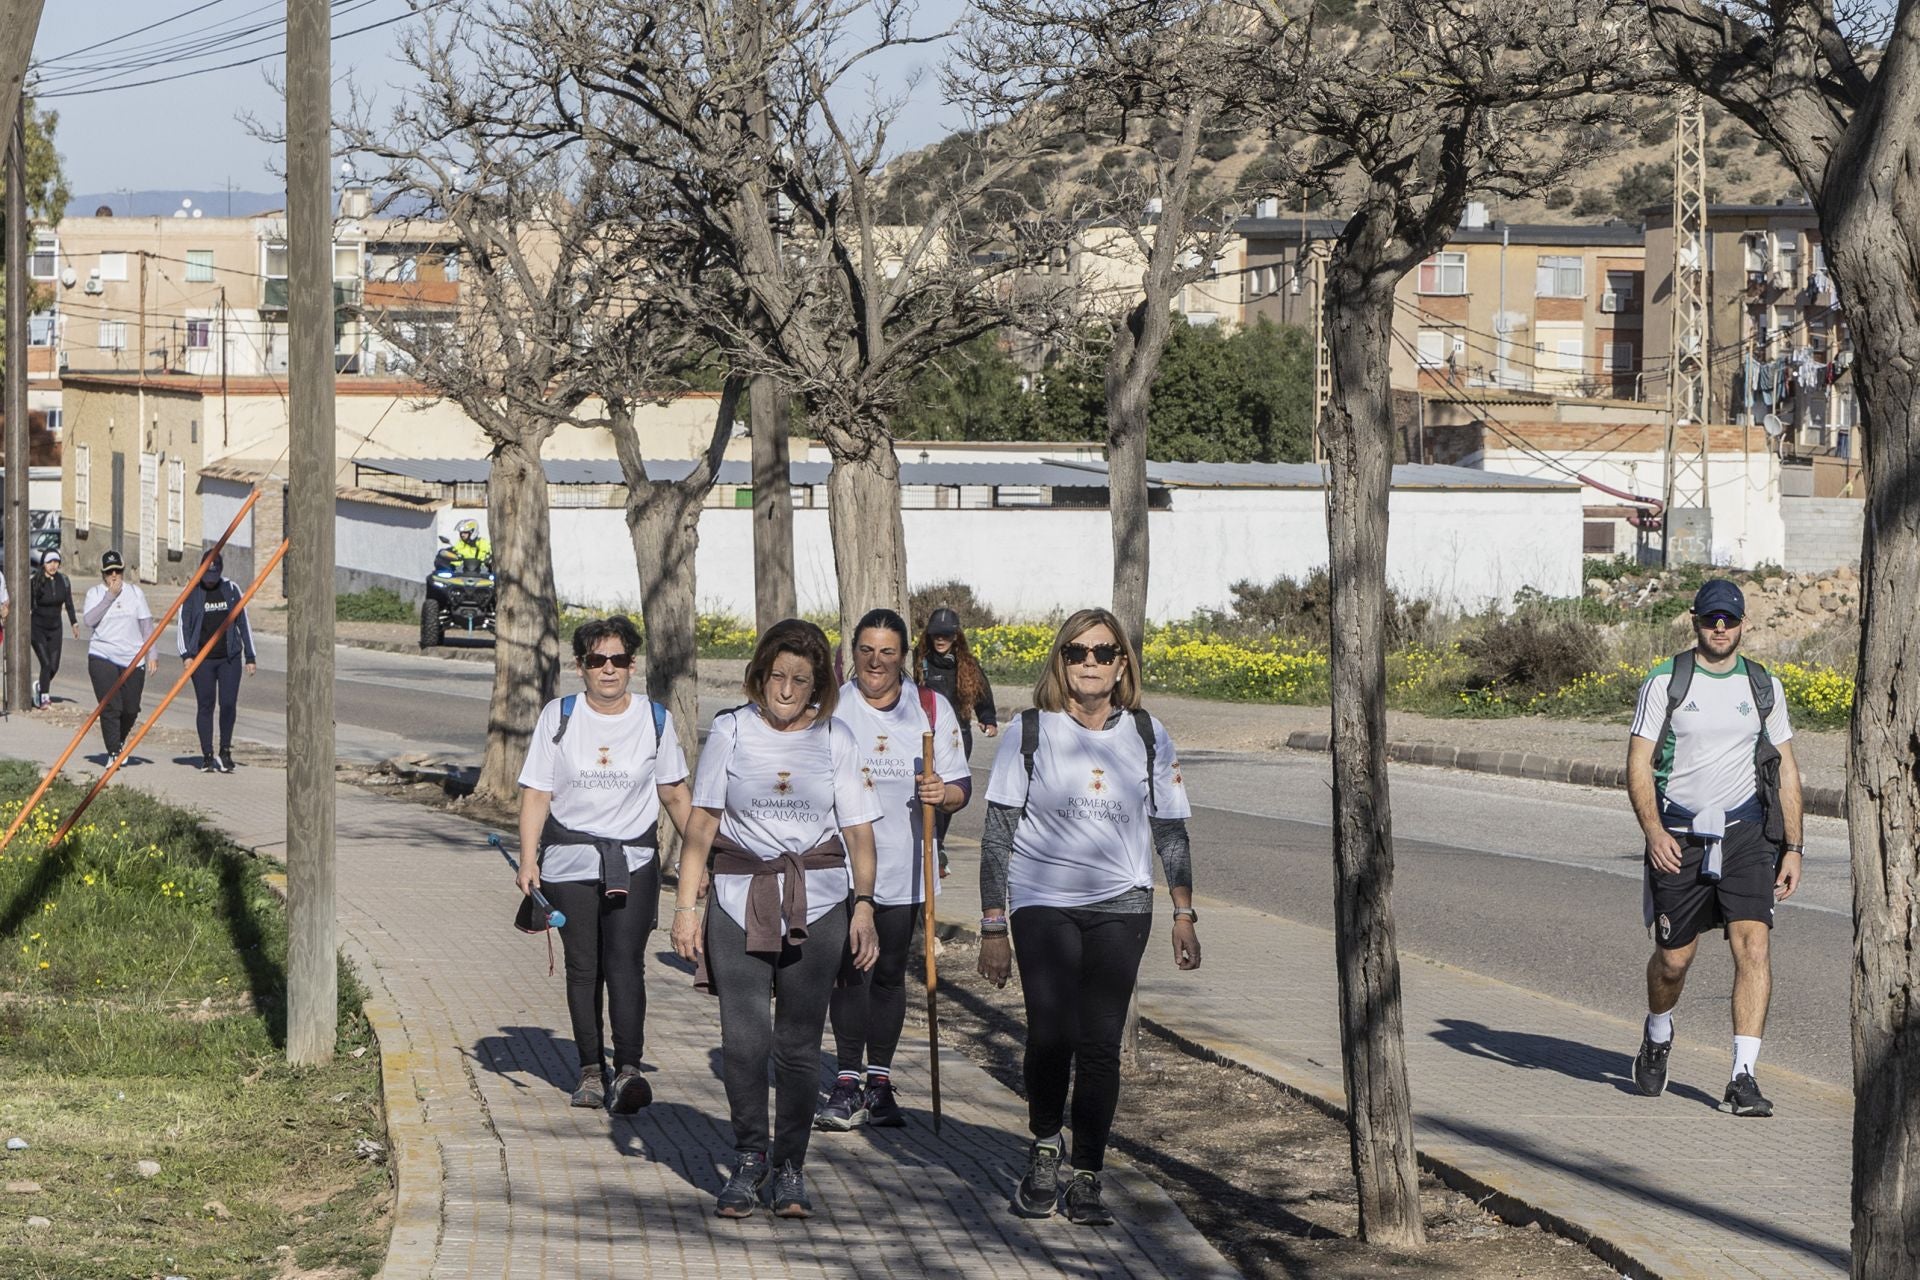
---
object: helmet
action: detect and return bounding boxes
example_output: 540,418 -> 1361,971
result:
456,519 -> 479,539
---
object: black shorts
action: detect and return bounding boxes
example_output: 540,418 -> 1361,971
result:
1647,818 -> 1780,950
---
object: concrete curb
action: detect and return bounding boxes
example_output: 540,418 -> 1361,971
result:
1282,729 -> 1849,820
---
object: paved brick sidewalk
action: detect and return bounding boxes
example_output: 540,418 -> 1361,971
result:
0,720 -> 1235,1280
934,837 -> 1851,1280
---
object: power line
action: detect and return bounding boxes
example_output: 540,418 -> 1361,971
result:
33,0 -> 241,67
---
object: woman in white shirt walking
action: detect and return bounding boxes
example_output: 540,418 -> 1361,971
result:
82,549 -> 158,764
815,607 -> 972,1131
978,607 -> 1202,1227
517,616 -> 693,1113
671,619 -> 882,1220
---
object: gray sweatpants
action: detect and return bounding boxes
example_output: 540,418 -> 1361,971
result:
707,900 -> 847,1168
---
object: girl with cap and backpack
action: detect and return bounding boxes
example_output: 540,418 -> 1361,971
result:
669,619 -> 883,1220
977,607 -> 1202,1227
815,608 -> 973,1132
516,615 -> 693,1114
913,607 -> 997,874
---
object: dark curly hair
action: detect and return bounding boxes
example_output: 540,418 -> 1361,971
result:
571,614 -> 642,661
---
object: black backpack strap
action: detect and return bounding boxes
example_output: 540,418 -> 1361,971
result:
1018,708 -> 1041,814
552,693 -> 577,744
1655,650 -> 1696,771
1743,656 -> 1776,728
1132,708 -> 1158,816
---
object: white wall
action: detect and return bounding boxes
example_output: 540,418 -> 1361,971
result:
545,485 -> 1583,620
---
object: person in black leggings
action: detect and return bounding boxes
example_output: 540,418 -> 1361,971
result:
176,555 -> 256,773
817,607 -> 971,1130
29,550 -> 79,708
978,606 -> 1202,1228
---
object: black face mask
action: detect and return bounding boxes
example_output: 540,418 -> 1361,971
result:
201,575 -> 223,591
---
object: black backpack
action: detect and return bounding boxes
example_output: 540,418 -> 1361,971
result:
1654,650 -> 1785,843
1016,706 -> 1162,816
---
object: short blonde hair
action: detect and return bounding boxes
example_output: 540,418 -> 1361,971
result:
1032,608 -> 1140,713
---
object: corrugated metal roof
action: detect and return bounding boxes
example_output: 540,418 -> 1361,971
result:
352,457 -> 1140,489
1063,460 -> 1577,491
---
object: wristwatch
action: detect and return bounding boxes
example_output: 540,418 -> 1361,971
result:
1172,906 -> 1199,924
853,894 -> 876,910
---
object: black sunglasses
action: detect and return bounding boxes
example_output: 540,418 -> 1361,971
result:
1062,642 -> 1122,666
1695,612 -> 1741,630
581,652 -> 635,670
103,567 -> 124,576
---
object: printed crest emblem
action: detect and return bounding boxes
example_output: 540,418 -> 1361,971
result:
860,766 -> 876,791
597,746 -> 612,767
775,771 -> 793,795
874,734 -> 891,754
1657,913 -> 1672,942
1736,700 -> 1753,717
1171,760 -> 1183,785
1089,768 -> 1107,794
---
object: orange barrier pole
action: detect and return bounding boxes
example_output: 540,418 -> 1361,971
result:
0,490 -> 268,854
43,538 -> 290,852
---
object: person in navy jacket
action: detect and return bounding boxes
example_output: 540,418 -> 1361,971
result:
176,554 -> 256,773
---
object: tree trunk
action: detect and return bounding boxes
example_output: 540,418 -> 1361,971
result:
1107,332 -> 1153,653
750,375 -> 797,631
825,433 -> 910,659
1321,264 -> 1425,1247
1826,219 -> 1920,1280
476,434 -> 562,802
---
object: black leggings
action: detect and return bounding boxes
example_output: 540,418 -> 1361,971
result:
191,655 -> 244,755
707,900 -> 846,1168
87,656 -> 146,755
31,624 -> 63,699
829,902 -> 918,1072
1012,906 -> 1153,1173
543,859 -> 659,1076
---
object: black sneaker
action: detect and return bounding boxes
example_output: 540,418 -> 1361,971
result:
815,1077 -> 867,1131
569,1070 -> 604,1109
716,1151 -> 770,1218
865,1077 -> 906,1128
1063,1171 -> 1114,1227
217,751 -> 236,773
1011,1139 -> 1062,1218
198,755 -> 219,773
608,1065 -> 652,1114
1633,1031 -> 1673,1098
1722,1071 -> 1774,1117
767,1161 -> 812,1218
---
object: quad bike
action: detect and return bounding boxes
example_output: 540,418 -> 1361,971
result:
421,536 -> 496,649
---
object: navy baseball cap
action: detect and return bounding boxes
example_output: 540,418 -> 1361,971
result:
1691,579 -> 1746,620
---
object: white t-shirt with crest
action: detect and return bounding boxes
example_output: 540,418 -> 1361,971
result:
517,695 -> 689,882
693,706 -> 883,932
985,709 -> 1192,911
832,679 -> 971,905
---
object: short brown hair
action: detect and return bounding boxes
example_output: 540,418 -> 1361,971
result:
1032,607 -> 1141,713
743,618 -> 839,719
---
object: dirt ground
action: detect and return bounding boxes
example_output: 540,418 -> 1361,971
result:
924,934 -> 1623,1280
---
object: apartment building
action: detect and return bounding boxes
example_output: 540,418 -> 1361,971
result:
1236,206 -> 1648,399
1643,201 -> 1856,459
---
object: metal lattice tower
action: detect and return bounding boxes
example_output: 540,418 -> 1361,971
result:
1663,96 -> 1712,563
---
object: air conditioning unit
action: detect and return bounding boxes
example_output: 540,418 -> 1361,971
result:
83,275 -> 103,296
1600,291 -> 1626,312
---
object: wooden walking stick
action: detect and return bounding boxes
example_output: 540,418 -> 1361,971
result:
921,729 -> 943,1134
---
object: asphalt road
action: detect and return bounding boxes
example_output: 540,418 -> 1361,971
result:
119,637 -> 1855,1087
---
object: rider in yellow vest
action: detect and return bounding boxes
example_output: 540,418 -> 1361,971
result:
448,519 -> 491,566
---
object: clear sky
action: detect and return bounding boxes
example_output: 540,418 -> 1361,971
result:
30,0 -> 968,195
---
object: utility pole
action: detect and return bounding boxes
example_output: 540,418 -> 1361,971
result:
0,2 -> 47,159
1663,96 -> 1711,565
285,0 -> 337,1067
5,102 -> 28,713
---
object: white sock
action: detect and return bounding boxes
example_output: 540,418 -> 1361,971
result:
1646,1010 -> 1674,1044
1732,1035 -> 1762,1080
1034,1130 -> 1063,1151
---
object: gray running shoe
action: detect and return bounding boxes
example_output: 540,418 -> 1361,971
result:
1011,1139 -> 1062,1218
1633,1031 -> 1673,1097
608,1065 -> 652,1114
767,1161 -> 812,1218
569,1070 -> 604,1109
1063,1171 -> 1114,1227
865,1077 -> 906,1127
1721,1071 -> 1774,1117
815,1077 -> 867,1130
716,1151 -> 770,1218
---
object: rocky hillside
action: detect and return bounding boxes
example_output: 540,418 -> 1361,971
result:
1587,564 -> 1859,664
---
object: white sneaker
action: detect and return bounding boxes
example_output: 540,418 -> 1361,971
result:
29,679 -> 39,706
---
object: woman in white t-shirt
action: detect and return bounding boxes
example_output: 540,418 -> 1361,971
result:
670,619 -> 882,1221
815,607 -> 971,1132
978,607 -> 1202,1228
516,616 -> 692,1114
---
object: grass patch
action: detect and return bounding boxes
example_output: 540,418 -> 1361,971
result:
336,587 -> 417,624
0,764 -> 390,1280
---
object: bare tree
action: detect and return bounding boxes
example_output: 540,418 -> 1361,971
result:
964,1 -> 1249,651
343,8 -> 621,802
1642,3 -> 1920,1272
1241,0 -> 1635,1243
529,0 -> 1072,651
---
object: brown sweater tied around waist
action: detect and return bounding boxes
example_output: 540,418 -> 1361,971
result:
693,831 -> 846,994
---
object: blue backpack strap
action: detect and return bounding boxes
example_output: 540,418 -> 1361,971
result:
553,693 -> 578,744
651,698 -> 667,742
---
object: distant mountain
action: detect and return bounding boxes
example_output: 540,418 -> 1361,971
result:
66,190 -> 285,219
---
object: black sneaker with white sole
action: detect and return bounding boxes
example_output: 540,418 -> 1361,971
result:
865,1078 -> 906,1127
1633,1031 -> 1673,1097
767,1161 -> 812,1218
1011,1139 -> 1062,1218
199,755 -> 220,773
815,1077 -> 867,1130
1721,1071 -> 1773,1117
1063,1171 -> 1114,1227
608,1065 -> 652,1114
217,751 -> 236,773
716,1151 -> 771,1218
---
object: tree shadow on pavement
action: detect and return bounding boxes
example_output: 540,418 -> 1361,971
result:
471,1024 -> 585,1092
1430,1018 -> 1720,1106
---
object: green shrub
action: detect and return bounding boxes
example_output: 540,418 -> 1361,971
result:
1458,604 -> 1606,699
335,586 -> 416,623
909,580 -> 1001,633
1204,570 -> 1432,647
